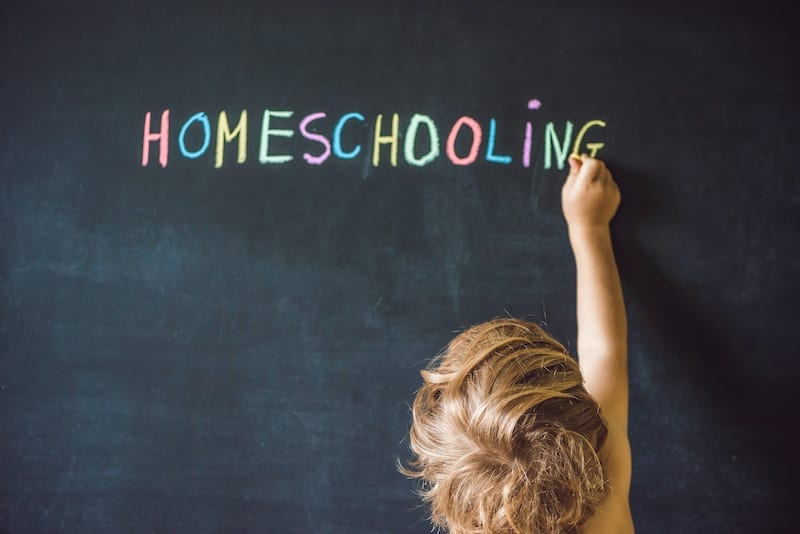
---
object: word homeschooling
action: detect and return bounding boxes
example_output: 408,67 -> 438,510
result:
140,99 -> 607,171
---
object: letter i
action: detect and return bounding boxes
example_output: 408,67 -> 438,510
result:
523,99 -> 541,169
523,122 -> 533,168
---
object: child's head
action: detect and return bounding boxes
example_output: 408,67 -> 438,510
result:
403,318 -> 608,534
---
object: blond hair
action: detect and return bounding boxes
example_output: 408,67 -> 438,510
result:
402,318 -> 608,533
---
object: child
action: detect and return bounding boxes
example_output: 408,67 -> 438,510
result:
403,156 -> 633,533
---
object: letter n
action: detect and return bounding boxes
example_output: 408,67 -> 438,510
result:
544,121 -> 574,170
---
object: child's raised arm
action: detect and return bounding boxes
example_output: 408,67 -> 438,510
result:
562,156 -> 633,532
561,155 -> 628,432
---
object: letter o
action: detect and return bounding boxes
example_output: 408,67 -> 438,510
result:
178,112 -> 211,159
446,116 -> 482,166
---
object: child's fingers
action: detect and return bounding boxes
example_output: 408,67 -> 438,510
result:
567,155 -> 582,177
576,157 -> 604,185
564,155 -> 582,188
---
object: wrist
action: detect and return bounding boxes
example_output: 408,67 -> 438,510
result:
568,224 -> 611,245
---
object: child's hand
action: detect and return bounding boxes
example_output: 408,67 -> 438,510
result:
561,155 -> 620,232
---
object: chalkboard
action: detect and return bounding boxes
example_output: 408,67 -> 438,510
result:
2,1 -> 798,532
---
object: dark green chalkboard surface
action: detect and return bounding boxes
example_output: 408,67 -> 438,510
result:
2,1 -> 798,532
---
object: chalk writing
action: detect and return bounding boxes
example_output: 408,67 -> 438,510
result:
141,101 -> 607,170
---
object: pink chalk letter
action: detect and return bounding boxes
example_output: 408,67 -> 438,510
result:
299,112 -> 331,165
446,116 -> 482,166
523,121 -> 532,168
142,110 -> 169,167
